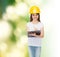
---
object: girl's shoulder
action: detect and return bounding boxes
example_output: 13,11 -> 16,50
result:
38,22 -> 44,28
27,22 -> 31,24
27,22 -> 31,25
26,22 -> 32,27
38,22 -> 43,25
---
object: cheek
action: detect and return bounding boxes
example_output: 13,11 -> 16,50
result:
37,16 -> 38,18
36,16 -> 38,19
32,16 -> 35,19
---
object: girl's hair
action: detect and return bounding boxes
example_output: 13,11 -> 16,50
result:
30,13 -> 40,22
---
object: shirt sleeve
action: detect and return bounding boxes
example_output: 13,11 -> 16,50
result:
40,22 -> 44,28
26,22 -> 30,31
26,22 -> 29,27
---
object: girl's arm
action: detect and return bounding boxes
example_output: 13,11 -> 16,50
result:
34,27 -> 44,38
39,27 -> 44,38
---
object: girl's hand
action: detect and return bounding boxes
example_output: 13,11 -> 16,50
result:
30,33 -> 39,37
29,33 -> 36,37
31,33 -> 36,36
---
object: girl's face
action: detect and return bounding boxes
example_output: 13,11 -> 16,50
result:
32,13 -> 39,21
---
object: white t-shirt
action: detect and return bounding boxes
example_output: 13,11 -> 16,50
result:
26,22 -> 44,47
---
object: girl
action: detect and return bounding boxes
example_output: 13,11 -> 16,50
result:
26,6 -> 44,57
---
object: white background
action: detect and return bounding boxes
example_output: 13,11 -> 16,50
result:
41,0 -> 60,57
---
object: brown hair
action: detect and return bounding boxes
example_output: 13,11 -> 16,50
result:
30,13 -> 40,22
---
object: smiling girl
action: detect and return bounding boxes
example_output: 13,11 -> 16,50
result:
26,6 -> 44,57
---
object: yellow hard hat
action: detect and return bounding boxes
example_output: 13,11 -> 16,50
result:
29,6 -> 40,14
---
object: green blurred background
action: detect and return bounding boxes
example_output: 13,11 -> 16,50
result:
0,0 -> 49,57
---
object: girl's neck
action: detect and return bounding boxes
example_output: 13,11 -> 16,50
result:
32,20 -> 39,24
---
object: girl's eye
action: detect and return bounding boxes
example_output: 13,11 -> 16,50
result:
32,14 -> 35,16
32,15 -> 34,16
32,14 -> 37,16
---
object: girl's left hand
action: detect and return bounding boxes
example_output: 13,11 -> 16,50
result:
31,33 -> 36,36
